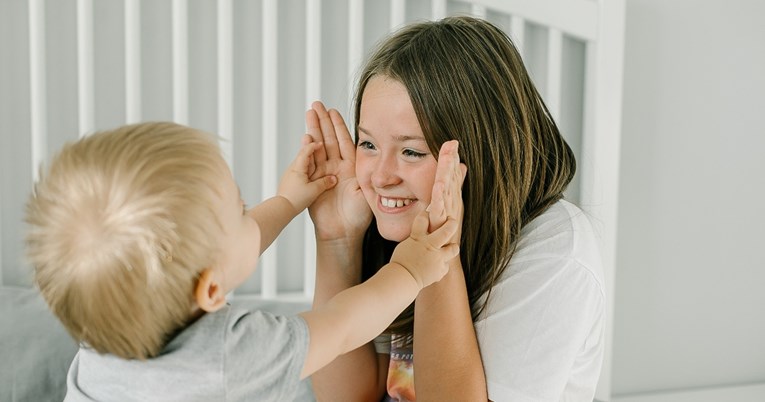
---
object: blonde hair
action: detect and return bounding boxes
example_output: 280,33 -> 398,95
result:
25,122 -> 229,359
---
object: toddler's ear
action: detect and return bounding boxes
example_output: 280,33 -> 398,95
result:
195,268 -> 227,312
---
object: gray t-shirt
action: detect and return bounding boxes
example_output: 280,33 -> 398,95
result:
65,304 -> 309,402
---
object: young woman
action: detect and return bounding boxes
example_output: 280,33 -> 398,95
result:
305,16 -> 605,402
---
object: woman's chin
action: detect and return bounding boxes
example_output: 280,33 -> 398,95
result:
377,225 -> 410,243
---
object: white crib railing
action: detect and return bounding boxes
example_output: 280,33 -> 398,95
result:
1,1 -> 624,398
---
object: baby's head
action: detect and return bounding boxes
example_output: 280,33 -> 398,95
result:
25,122 -> 233,359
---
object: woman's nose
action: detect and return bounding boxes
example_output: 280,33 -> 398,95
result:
370,155 -> 401,188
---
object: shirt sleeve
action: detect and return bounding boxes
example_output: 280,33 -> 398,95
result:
475,258 -> 604,402
374,334 -> 392,354
223,309 -> 309,401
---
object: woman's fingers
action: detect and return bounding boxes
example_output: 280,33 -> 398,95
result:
430,141 -> 460,222
427,181 -> 446,232
312,101 -> 342,161
328,108 -> 356,162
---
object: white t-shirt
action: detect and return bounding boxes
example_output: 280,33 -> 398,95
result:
377,200 -> 605,402
475,199 -> 605,401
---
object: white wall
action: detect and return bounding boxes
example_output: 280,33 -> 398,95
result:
613,0 -> 765,399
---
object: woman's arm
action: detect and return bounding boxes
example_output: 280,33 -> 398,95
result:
413,259 -> 487,399
413,141 -> 488,400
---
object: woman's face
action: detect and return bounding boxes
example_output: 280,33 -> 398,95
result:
356,75 -> 438,242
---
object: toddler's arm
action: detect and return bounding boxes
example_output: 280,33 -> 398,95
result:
247,141 -> 336,254
298,211 -> 460,379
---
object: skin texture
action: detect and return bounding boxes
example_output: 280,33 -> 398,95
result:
306,98 -> 484,401
196,139 -> 461,382
355,76 -> 440,242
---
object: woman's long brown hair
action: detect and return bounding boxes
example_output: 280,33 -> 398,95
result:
355,16 -> 576,341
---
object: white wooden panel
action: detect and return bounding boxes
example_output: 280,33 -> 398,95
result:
304,0 -> 322,299
471,4 -> 487,19
347,0 -> 364,108
172,0 -> 189,125
77,0 -> 95,137
545,28 -> 562,121
29,0 -> 47,181
581,0 -> 626,399
432,0 -> 446,20
306,0 -> 321,106
217,0 -> 233,167
510,15 -> 525,58
124,0 -> 141,123
260,0 -> 278,299
391,0 -> 406,30
469,0 -> 597,41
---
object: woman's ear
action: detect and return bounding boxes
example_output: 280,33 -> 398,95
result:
195,268 -> 227,313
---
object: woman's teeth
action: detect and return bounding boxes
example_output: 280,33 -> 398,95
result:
381,197 -> 413,208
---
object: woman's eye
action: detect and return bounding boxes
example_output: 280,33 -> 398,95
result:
403,148 -> 427,158
358,141 -> 376,151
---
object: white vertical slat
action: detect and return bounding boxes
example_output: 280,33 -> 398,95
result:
261,0 -> 278,299
29,0 -> 47,182
172,0 -> 188,125
461,0 -> 598,42
124,0 -> 141,123
471,4 -> 487,19
304,0 -> 322,299
390,0 -> 405,30
510,15 -> 525,58
217,0 -> 233,168
77,0 -> 94,137
545,28 -> 562,121
582,1 -> 626,399
431,0 -> 446,20
0,176 -> 2,282
347,0 -> 363,112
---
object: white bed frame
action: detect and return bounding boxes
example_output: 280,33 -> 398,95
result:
0,0 -> 624,399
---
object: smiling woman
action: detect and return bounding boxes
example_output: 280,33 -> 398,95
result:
356,76 -> 440,242
306,16 -> 606,402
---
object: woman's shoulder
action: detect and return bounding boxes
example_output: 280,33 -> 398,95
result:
509,199 -> 604,289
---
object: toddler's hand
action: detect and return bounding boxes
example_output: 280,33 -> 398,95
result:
278,141 -> 337,212
391,210 -> 460,289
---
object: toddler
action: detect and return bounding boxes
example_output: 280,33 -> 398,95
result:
25,122 -> 458,401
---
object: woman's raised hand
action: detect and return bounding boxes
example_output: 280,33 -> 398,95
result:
305,101 -> 373,241
428,140 -> 468,241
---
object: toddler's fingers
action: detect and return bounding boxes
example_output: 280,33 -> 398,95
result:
410,210 -> 430,240
301,134 -> 313,146
442,243 -> 460,261
296,141 -> 323,166
427,182 -> 446,232
307,175 -> 338,195
427,217 -> 459,248
305,107 -> 328,162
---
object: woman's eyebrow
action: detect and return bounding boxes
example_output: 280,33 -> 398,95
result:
358,126 -> 425,143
